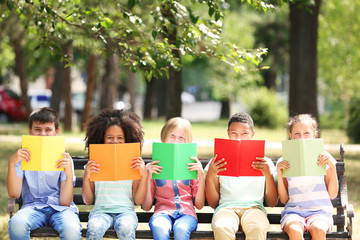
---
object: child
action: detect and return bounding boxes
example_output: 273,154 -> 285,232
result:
277,114 -> 338,239
82,109 -> 147,240
7,107 -> 81,240
142,117 -> 205,240
205,112 -> 278,240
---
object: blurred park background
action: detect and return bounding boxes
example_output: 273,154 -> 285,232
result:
0,0 -> 359,239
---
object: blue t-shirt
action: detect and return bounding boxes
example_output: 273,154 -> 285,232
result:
15,160 -> 78,213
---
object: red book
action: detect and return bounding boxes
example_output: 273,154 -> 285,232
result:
214,138 -> 265,177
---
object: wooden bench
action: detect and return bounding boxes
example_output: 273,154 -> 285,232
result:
8,144 -> 353,239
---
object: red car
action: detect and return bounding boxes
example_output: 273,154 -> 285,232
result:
0,87 -> 28,122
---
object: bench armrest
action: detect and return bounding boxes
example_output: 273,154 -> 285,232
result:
344,203 -> 354,237
8,198 -> 16,218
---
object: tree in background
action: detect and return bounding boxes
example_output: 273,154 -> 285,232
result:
318,0 -> 360,131
289,0 -> 321,120
1,0 -> 280,120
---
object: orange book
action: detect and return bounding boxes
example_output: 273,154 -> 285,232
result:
89,143 -> 141,181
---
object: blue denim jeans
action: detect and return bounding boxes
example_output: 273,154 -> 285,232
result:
87,212 -> 138,240
149,213 -> 198,240
8,206 -> 81,240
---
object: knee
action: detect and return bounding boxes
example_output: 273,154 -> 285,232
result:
284,223 -> 304,238
59,220 -> 82,240
115,221 -> 137,239
9,214 -> 29,236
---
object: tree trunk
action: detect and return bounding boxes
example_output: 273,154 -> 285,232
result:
289,0 -> 321,120
62,41 -> 73,132
11,38 -> 31,116
100,52 -> 119,110
128,69 -> 136,112
51,62 -> 64,114
81,55 -> 97,130
157,76 -> 167,118
143,77 -> 158,119
220,99 -> 230,119
161,4 -> 182,120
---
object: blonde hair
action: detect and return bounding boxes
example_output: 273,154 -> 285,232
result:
287,114 -> 319,137
160,117 -> 193,143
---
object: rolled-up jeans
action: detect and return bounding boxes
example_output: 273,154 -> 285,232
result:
149,213 -> 197,240
86,211 -> 138,240
8,206 -> 81,240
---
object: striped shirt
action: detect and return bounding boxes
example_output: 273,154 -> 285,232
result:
279,154 -> 336,221
90,180 -> 134,217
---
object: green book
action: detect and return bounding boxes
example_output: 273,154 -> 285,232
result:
282,139 -> 326,177
152,142 -> 198,180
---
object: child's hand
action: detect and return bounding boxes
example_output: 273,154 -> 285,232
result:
9,148 -> 31,166
84,160 -> 100,179
146,161 -> 162,179
56,153 -> 72,175
131,157 -> 148,178
187,157 -> 204,179
318,152 -> 335,169
276,160 -> 290,176
207,155 -> 226,179
253,157 -> 271,176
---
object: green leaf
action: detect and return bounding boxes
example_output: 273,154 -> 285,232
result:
152,30 -> 157,40
208,7 -> 215,17
128,0 -> 135,9
6,1 -> 14,10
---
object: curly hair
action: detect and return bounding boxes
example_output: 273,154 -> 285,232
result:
84,109 -> 144,150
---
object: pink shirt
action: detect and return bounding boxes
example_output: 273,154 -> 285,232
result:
150,179 -> 199,219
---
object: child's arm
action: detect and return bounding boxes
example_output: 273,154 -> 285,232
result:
58,153 -> 74,206
205,155 -> 226,209
319,152 -> 338,199
142,161 -> 162,211
253,157 -> 278,207
82,160 -> 98,205
276,160 -> 289,204
131,157 -> 148,205
188,157 -> 205,210
7,148 -> 29,198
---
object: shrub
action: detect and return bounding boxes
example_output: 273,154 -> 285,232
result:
243,87 -> 288,129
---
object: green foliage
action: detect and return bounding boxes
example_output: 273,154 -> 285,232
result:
244,87 -> 288,129
318,0 -> 360,123
0,0 -> 286,79
347,97 -> 360,143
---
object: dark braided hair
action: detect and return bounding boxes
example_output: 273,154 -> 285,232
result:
85,109 -> 144,150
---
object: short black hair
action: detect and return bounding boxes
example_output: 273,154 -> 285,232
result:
29,107 -> 59,130
228,112 -> 254,131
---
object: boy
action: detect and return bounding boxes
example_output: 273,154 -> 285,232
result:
7,107 -> 81,240
205,112 -> 278,240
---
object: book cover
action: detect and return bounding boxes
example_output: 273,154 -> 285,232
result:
282,138 -> 326,177
214,138 -> 265,177
89,143 -> 141,181
21,135 -> 65,171
152,142 -> 198,180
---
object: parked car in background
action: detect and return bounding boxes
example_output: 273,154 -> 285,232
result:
0,87 -> 28,122
28,89 -> 51,110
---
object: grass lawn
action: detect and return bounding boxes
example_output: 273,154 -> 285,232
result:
0,121 -> 358,239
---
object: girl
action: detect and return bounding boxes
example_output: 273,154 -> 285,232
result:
277,114 -> 338,240
142,117 -> 205,240
82,109 -> 147,240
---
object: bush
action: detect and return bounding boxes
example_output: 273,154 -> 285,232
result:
347,97 -> 360,143
244,87 -> 288,129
